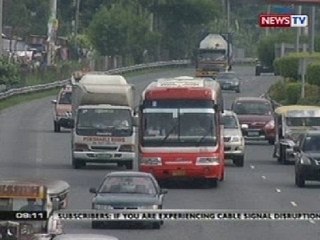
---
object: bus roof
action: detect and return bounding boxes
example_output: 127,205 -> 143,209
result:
142,76 -> 221,101
275,105 -> 320,117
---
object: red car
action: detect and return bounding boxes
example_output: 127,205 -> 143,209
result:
231,97 -> 275,144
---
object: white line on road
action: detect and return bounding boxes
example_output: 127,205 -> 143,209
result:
250,165 -> 255,169
309,219 -> 316,224
275,188 -> 281,193
261,175 -> 266,180
290,201 -> 297,207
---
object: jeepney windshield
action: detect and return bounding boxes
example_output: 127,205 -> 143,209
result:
76,108 -> 133,137
142,108 -> 217,147
233,101 -> 272,115
286,117 -> 320,127
0,198 -> 46,211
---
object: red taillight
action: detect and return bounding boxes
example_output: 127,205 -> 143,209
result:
119,144 -> 135,152
74,143 -> 89,151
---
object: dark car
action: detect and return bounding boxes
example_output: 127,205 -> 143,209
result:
255,61 -> 278,76
231,97 -> 275,144
294,131 -> 320,187
89,171 -> 168,229
216,71 -> 240,93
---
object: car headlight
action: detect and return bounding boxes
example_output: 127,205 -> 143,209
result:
265,120 -> 275,129
141,157 -> 162,166
232,81 -> 239,86
231,136 -> 241,142
300,156 -> 311,165
196,157 -> 219,165
93,204 -> 113,210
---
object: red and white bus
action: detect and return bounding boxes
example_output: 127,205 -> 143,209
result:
138,76 -> 224,187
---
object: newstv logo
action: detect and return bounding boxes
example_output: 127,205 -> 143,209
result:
259,14 -> 308,27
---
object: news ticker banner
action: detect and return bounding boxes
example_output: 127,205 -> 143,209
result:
50,209 -> 320,221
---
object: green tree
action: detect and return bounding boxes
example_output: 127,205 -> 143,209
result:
87,5 -> 159,64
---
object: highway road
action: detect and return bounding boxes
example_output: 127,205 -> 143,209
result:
1,66 -> 320,240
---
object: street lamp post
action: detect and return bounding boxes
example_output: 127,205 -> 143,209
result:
47,0 -> 57,66
0,0 -> 3,56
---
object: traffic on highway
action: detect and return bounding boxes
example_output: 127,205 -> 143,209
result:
2,64 -> 320,240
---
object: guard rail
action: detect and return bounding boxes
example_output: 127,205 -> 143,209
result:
0,60 -> 190,100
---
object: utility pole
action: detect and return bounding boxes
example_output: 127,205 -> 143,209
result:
226,0 -> 230,33
266,5 -> 271,36
310,6 -> 315,53
47,0 -> 57,66
0,0 -> 3,56
75,0 -> 80,36
296,5 -> 302,52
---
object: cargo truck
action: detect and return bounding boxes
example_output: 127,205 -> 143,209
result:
195,34 -> 233,78
70,73 -> 137,169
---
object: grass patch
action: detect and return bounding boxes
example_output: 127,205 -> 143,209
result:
0,88 -> 59,111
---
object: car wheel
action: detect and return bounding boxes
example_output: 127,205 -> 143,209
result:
207,179 -> 218,188
235,88 -> 240,93
54,121 -> 61,132
152,222 -> 161,229
233,157 -> 244,167
295,173 -> 305,187
268,139 -> 275,145
125,162 -> 133,170
72,158 -> 85,169
92,221 -> 102,229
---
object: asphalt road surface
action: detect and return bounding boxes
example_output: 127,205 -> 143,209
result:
1,66 -> 320,240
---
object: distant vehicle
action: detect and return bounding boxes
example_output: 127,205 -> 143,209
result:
293,131 -> 320,187
195,34 -> 232,78
222,110 -> 245,167
216,71 -> 240,93
273,105 -> 320,164
70,73 -> 138,169
89,171 -> 168,229
51,85 -> 73,132
138,76 -> 225,187
231,97 -> 275,144
255,60 -> 277,76
52,234 -> 119,240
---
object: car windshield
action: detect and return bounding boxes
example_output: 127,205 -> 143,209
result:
217,73 -> 237,80
99,176 -> 157,195
302,135 -> 320,152
59,92 -> 72,104
222,115 -> 238,129
233,101 -> 272,115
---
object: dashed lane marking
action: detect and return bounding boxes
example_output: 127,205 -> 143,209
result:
290,201 -> 297,207
275,188 -> 281,193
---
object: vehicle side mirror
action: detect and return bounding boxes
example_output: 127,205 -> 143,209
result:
132,116 -> 139,127
52,197 -> 60,210
160,188 -> 168,194
293,145 -> 300,152
51,99 -> 57,104
69,119 -> 75,128
241,124 -> 248,129
89,187 -> 97,194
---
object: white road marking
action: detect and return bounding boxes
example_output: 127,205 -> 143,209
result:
261,175 -> 266,180
290,201 -> 297,207
275,188 -> 281,193
250,165 -> 255,169
309,219 -> 316,224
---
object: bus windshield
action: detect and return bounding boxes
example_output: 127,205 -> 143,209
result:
142,108 -> 217,147
286,117 -> 320,127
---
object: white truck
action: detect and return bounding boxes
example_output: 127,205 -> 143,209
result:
195,34 -> 233,78
70,73 -> 137,169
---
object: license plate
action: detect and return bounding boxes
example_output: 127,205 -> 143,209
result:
247,131 -> 259,136
98,154 -> 112,159
172,170 -> 186,176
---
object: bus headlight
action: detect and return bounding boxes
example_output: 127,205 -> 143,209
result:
141,157 -> 162,166
196,157 -> 220,165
